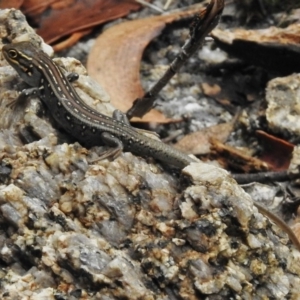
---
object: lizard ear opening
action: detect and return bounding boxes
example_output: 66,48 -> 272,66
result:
8,49 -> 18,59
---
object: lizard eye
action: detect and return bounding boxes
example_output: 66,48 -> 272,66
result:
8,49 -> 18,58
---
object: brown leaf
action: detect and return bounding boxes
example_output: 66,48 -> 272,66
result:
27,0 -> 143,45
256,130 -> 294,171
0,0 -> 23,9
214,23 -> 300,44
174,122 -> 234,155
201,82 -> 221,96
210,138 -> 269,173
51,0 -> 73,10
292,222 -> 300,247
53,29 -> 92,52
201,81 -> 234,108
21,0 -> 60,16
212,23 -> 300,75
87,5 -> 203,123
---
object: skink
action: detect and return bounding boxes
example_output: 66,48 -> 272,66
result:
2,41 -> 196,168
2,42 -> 300,252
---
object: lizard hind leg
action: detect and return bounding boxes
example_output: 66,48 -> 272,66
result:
93,132 -> 124,162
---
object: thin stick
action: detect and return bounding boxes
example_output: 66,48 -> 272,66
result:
232,170 -> 300,184
135,0 -> 164,13
164,0 -> 173,10
127,0 -> 225,119
254,202 -> 300,252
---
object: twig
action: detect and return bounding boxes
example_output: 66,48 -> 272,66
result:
135,0 -> 164,13
164,0 -> 173,10
127,0 -> 225,119
232,170 -> 300,184
254,202 -> 300,252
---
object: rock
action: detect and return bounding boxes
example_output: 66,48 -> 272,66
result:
266,74 -> 300,138
0,8 -> 299,300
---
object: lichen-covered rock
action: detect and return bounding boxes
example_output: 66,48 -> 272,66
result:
266,73 -> 300,137
0,8 -> 299,300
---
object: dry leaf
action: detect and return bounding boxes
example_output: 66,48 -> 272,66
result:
25,0 -> 143,45
256,130 -> 294,171
292,222 -> 300,247
0,0 -> 23,9
174,122 -> 234,155
210,138 -> 269,173
21,0 -> 62,16
201,81 -> 233,108
87,5 -> 204,123
51,0 -> 73,10
201,82 -> 221,96
53,29 -> 92,52
5,1 -> 142,45
212,23 -> 300,75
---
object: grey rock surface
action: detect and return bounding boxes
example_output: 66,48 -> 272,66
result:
266,73 -> 300,137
